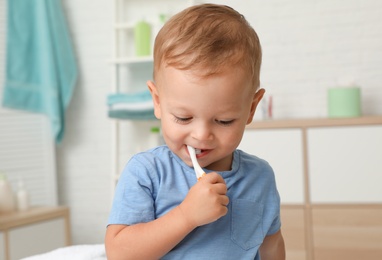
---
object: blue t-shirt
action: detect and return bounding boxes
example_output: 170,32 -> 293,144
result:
108,146 -> 281,259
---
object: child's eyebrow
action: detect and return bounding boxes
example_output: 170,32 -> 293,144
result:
168,106 -> 192,115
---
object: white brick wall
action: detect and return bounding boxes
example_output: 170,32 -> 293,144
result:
2,0 -> 382,245
222,0 -> 382,119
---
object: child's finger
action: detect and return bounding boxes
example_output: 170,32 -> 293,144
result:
201,172 -> 225,184
213,183 -> 228,195
220,194 -> 230,206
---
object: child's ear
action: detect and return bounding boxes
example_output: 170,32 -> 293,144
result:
147,80 -> 161,119
247,88 -> 265,124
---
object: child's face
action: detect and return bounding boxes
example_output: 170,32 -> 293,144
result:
148,67 -> 264,172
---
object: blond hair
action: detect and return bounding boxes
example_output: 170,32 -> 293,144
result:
153,4 -> 262,90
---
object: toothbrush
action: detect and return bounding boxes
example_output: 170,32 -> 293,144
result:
187,145 -> 206,181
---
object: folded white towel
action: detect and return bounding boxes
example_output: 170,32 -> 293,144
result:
110,99 -> 154,111
21,244 -> 106,260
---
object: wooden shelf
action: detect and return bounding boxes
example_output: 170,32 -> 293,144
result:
0,206 -> 69,230
247,115 -> 382,130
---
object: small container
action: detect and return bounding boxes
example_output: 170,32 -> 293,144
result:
134,20 -> 151,57
16,178 -> 30,211
0,173 -> 16,213
328,87 -> 361,118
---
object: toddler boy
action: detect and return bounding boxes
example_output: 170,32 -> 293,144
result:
106,4 -> 285,260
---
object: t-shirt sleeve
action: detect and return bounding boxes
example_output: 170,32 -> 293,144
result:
267,209 -> 281,236
107,155 -> 156,226
263,162 -> 282,236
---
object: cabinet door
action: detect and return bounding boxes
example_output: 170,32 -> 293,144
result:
8,218 -> 66,260
312,206 -> 382,260
239,129 -> 305,204
308,126 -> 382,203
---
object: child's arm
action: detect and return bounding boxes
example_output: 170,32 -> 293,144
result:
259,230 -> 286,260
105,172 -> 229,260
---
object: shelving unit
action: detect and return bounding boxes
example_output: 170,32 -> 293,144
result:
109,0 -> 200,196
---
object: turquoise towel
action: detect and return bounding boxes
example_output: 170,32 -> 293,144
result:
108,110 -> 157,121
2,0 -> 78,144
107,91 -> 157,120
107,90 -> 153,105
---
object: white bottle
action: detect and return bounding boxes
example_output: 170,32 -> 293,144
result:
0,173 -> 16,213
16,178 -> 30,211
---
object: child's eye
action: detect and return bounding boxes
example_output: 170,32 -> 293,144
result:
216,119 -> 235,126
173,116 -> 192,124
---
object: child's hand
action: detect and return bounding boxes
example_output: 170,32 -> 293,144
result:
178,172 -> 229,228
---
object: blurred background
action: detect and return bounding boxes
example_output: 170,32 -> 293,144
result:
1,0 -> 381,259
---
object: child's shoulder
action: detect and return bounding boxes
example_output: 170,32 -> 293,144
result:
235,149 -> 274,178
132,145 -> 171,161
236,149 -> 271,168
128,145 -> 179,172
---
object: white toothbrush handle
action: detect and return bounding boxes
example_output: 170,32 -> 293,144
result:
187,145 -> 205,180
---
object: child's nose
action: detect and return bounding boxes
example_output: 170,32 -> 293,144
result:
191,122 -> 213,141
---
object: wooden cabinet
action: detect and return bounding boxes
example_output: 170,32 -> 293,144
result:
243,116 -> 382,260
307,125 -> 382,259
0,207 -> 71,260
